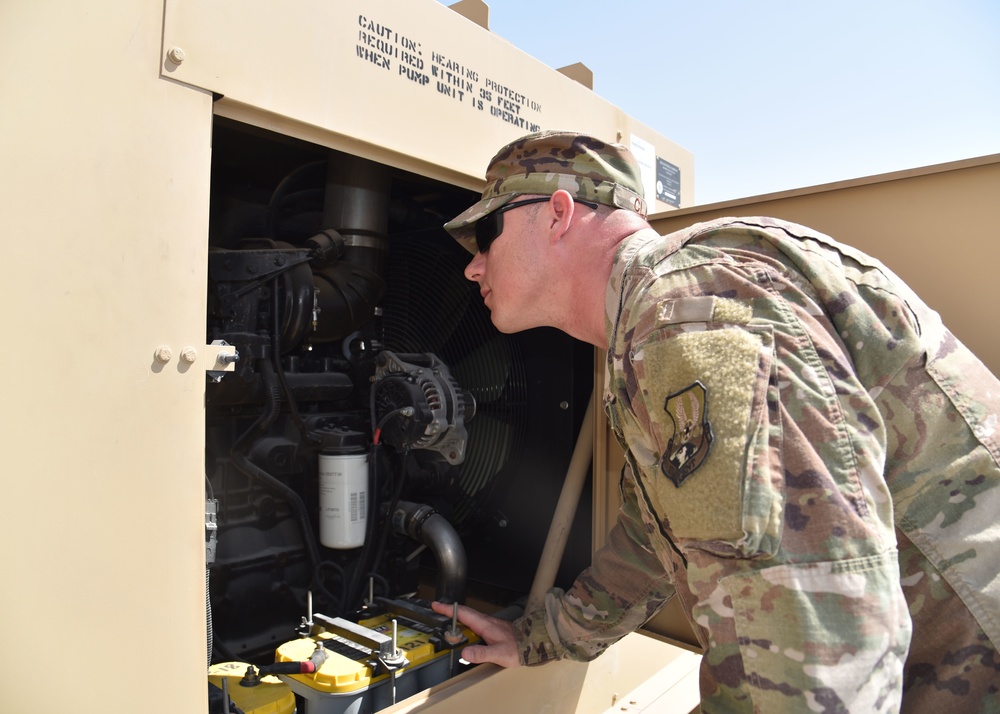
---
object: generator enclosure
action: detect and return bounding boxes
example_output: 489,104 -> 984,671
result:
0,1 -> 696,712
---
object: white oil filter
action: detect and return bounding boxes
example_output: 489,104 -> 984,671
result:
318,452 -> 368,549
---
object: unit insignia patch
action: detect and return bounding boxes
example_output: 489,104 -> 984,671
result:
660,381 -> 714,487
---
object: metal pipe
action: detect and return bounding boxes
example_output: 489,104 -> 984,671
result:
391,501 -> 468,603
525,389 -> 596,613
322,152 -> 389,275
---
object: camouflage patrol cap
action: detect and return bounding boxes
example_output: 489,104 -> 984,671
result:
444,130 -> 648,254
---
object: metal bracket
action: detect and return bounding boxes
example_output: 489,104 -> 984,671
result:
206,339 -> 239,382
311,614 -> 395,660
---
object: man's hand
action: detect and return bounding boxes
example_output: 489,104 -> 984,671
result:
431,601 -> 521,668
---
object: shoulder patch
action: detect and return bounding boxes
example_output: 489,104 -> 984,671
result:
661,381 -> 714,487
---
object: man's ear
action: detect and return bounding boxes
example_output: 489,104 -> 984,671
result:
547,190 -> 575,241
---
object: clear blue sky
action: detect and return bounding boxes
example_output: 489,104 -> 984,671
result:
446,0 -> 1000,205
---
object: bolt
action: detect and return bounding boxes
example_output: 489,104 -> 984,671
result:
444,602 -> 465,645
181,347 -> 198,364
154,345 -> 173,364
218,352 -> 239,365
167,47 -> 185,64
240,665 -> 261,688
559,400 -> 569,410
392,619 -> 402,658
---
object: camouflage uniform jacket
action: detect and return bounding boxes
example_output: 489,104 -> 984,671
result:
513,217 -> 1000,712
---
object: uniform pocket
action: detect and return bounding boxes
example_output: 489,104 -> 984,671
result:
926,337 -> 1000,464
717,550 -> 909,712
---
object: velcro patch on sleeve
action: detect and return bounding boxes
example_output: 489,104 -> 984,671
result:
634,326 -> 770,546
657,296 -> 753,326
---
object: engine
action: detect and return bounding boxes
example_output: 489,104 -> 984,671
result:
203,119 -> 593,711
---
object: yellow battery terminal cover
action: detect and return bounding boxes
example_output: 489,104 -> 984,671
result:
275,612 -> 477,694
208,662 -> 296,714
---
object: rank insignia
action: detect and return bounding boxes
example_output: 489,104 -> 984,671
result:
660,381 -> 714,487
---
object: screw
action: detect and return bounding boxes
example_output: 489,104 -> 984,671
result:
167,47 -> 185,64
154,346 -> 173,363
181,347 -> 198,364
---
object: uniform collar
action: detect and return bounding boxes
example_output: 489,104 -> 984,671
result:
605,227 -> 662,331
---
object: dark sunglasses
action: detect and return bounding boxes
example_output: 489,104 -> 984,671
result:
474,197 -> 599,254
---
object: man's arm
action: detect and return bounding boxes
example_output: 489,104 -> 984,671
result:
436,469 -> 676,667
615,266 -> 911,710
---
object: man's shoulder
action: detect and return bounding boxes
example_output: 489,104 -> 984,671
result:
621,216 -> 773,272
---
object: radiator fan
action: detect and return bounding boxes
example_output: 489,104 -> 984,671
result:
381,229 -> 528,530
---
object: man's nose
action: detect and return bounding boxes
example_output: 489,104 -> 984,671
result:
464,252 -> 485,282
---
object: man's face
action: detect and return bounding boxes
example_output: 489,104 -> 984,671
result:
463,198 -> 549,334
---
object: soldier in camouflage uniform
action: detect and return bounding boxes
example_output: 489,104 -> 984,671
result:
434,130 -> 1000,712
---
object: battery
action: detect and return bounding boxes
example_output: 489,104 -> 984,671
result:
275,608 -> 477,714
208,662 -> 296,714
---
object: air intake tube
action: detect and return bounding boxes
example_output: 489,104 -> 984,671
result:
390,501 -> 467,604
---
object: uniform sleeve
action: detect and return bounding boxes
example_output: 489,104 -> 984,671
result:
619,289 -> 911,712
512,463 -> 676,665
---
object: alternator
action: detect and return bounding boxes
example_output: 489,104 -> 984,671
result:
371,352 -> 476,465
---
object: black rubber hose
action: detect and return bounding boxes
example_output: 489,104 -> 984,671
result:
344,443 -> 381,609
230,359 -> 322,573
346,447 -> 409,610
272,286 -> 317,445
367,450 -> 409,590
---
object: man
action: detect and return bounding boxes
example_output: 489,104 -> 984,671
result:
431,130 -> 1000,712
